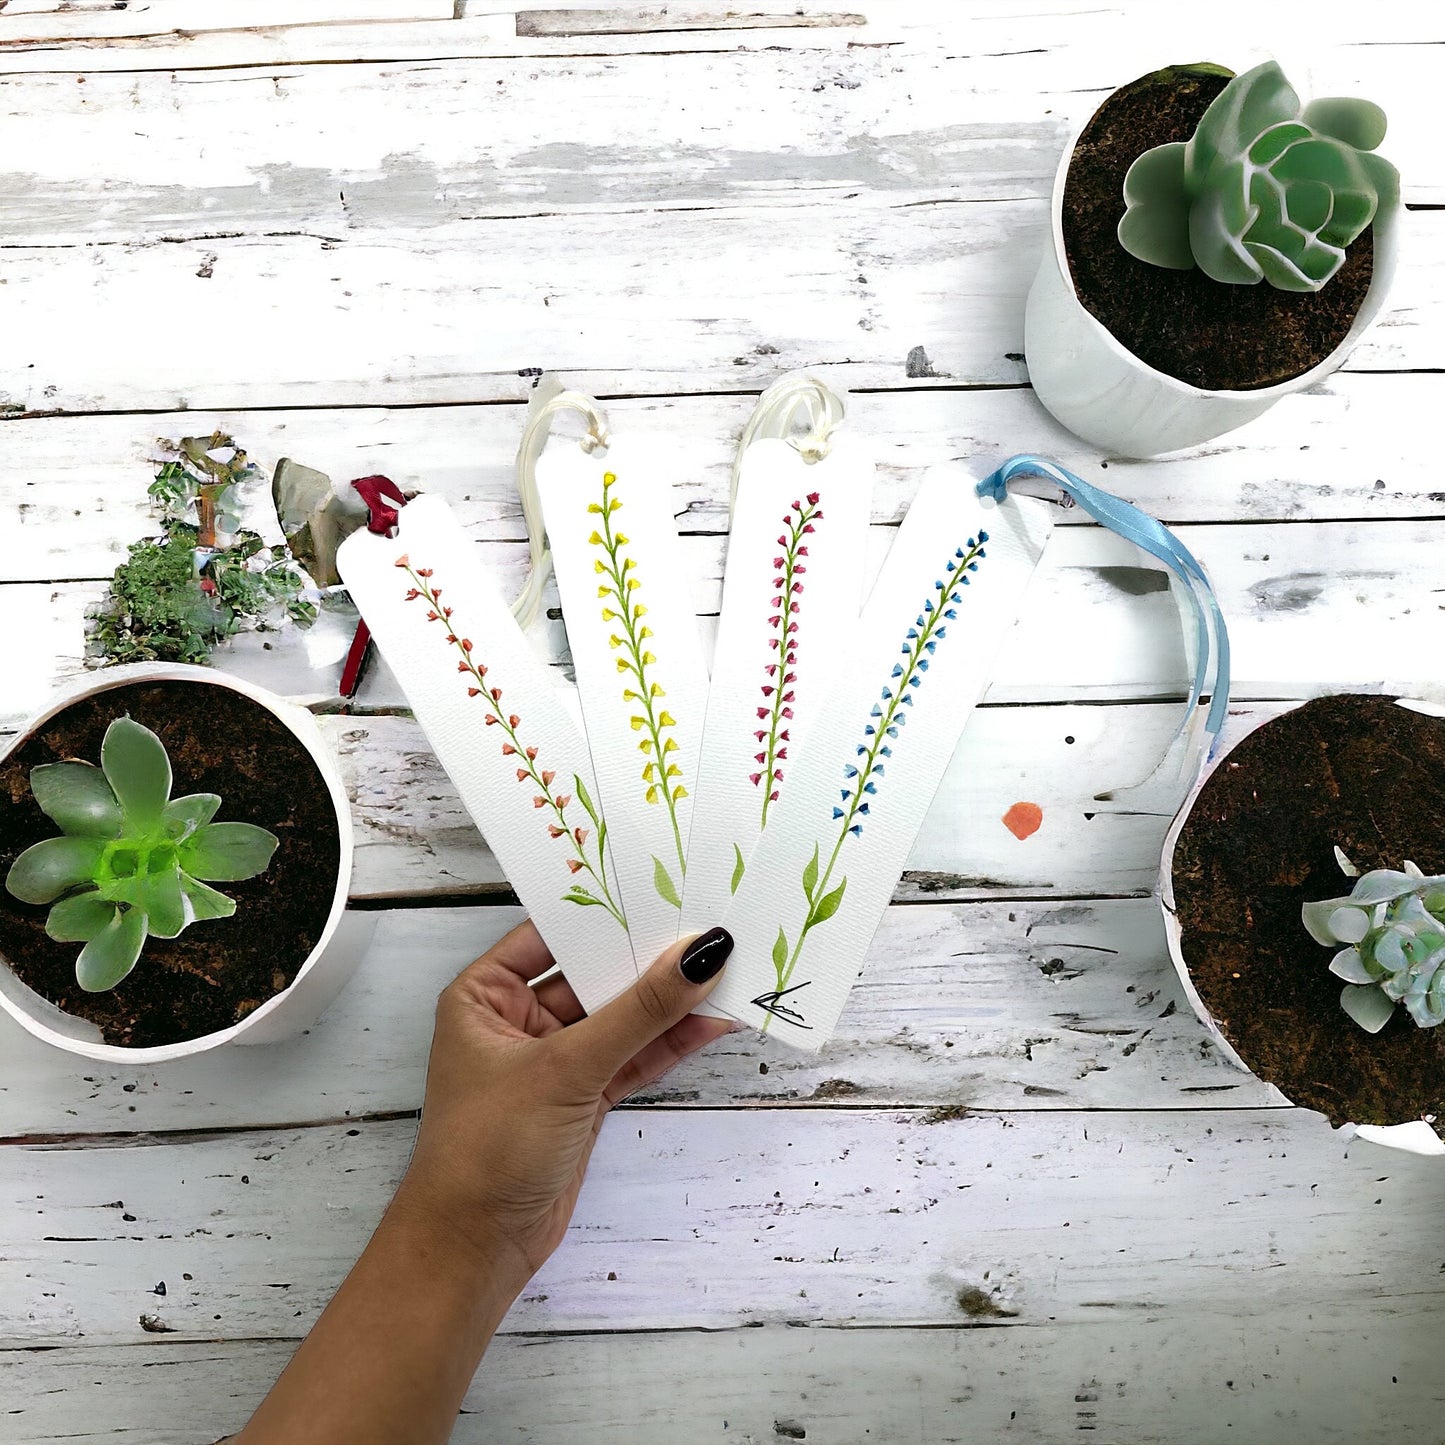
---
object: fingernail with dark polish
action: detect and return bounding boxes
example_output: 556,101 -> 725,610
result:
680,926 -> 733,984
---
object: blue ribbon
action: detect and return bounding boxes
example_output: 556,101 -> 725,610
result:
977,454 -> 1231,774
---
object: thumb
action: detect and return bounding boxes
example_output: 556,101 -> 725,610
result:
559,926 -> 733,1086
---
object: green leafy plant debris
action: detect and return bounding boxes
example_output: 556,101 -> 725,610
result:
4,717 -> 279,992
88,433 -> 316,667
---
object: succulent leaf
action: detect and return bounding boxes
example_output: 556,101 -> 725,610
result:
101,716 -> 173,828
179,871 -> 238,924
1328,947 -> 1377,985
1340,981 -> 1396,1033
178,821 -> 278,882
76,906 -> 147,992
138,868 -> 187,940
1303,857 -> 1445,1032
1117,142 -> 1193,269
6,835 -> 107,905
1301,96 -> 1387,152
163,792 -> 222,840
1119,59 -> 1398,293
45,891 -> 118,944
29,762 -> 123,839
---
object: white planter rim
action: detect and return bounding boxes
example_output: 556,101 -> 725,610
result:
0,663 -> 354,1063
1159,696 -> 1445,1158
1048,102 -> 1401,403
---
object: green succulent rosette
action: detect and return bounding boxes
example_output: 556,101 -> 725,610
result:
1118,60 -> 1400,293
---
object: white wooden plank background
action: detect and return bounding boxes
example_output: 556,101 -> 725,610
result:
2,2 -> 1442,1441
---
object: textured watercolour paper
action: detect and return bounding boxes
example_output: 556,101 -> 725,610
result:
713,472 -> 1055,1047
681,438 -> 872,935
537,435 -> 710,965
338,494 -> 639,1011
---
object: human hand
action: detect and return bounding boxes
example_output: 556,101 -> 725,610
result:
391,922 -> 735,1282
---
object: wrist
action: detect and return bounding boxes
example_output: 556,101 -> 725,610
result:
385,1174 -> 536,1304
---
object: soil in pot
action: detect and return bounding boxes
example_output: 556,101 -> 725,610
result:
0,680 -> 341,1048
1061,65 -> 1375,392
1172,694 -> 1444,1138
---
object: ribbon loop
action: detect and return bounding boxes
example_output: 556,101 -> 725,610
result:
513,375 -> 612,629
978,454 -> 1231,803
730,373 -> 847,515
351,474 -> 409,538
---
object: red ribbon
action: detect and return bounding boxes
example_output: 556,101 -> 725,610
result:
352,474 -> 408,538
341,474 -> 409,698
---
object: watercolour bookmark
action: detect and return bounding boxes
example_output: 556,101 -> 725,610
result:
680,396 -> 872,937
337,492 -> 639,1012
536,433 -> 711,965
711,468 -> 1054,1046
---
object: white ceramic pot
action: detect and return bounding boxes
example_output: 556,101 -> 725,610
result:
0,663 -> 373,1064
1025,124 -> 1400,459
1159,702 -> 1444,1159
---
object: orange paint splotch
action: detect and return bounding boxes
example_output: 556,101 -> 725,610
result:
1002,801 -> 1043,841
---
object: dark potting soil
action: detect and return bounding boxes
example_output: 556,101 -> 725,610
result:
0,681 -> 340,1048
1172,694 -> 1445,1137
1061,66 -> 1375,392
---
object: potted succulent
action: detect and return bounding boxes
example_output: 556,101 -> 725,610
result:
1160,694 -> 1444,1157
0,664 -> 369,1063
1025,60 -> 1400,457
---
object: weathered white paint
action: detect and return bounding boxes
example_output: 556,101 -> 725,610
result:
0,896 -> 1276,1137
0,0 -> 454,44
5,1107 -> 1443,1348
1,34 -> 1436,241
1,375 -> 1442,587
9,1304 -> 1445,1445
0,204 -> 1439,417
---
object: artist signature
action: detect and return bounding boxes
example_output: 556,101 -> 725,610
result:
750,981 -> 813,1029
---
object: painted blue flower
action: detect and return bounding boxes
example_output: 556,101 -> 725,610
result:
834,533 -> 988,838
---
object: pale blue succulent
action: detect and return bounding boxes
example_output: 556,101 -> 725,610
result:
1302,862 -> 1445,1033
4,717 -> 278,992
1118,60 -> 1399,293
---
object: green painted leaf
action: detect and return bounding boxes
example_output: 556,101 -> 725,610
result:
178,821 -> 278,882
29,762 -> 122,839
574,773 -> 601,828
100,717 -> 173,827
564,888 -> 607,907
45,890 -> 117,944
6,835 -> 107,905
179,871 -> 237,925
139,868 -> 187,939
76,905 -> 147,992
772,926 -> 788,979
812,877 -> 848,925
731,843 -> 746,896
802,844 -> 819,899
652,855 -> 682,910
163,792 -> 222,840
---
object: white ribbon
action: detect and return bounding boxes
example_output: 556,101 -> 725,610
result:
729,372 -> 846,515
512,375 -> 611,629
